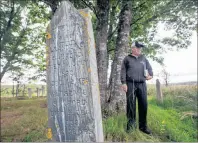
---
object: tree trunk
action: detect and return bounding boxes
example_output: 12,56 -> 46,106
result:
107,3 -> 117,71
95,0 -> 110,107
107,0 -> 132,115
0,61 -> 10,82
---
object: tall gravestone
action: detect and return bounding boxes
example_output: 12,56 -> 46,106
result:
46,1 -> 103,142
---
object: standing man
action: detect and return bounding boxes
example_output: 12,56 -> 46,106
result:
120,41 -> 153,134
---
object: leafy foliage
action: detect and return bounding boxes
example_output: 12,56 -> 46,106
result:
0,0 -> 50,81
106,0 -> 197,64
129,0 -> 197,63
2,0 -> 196,82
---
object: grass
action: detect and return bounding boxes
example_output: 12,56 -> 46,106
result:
0,85 -> 197,142
1,97 -> 48,142
103,104 -> 197,142
104,85 -> 198,142
103,113 -> 161,142
148,104 -> 197,142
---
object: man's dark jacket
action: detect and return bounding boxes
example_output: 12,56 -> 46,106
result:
120,54 -> 153,84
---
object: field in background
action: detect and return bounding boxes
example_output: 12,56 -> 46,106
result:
1,84 -> 47,97
0,85 -> 197,142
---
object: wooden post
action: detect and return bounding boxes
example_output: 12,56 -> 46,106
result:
156,79 -> 163,103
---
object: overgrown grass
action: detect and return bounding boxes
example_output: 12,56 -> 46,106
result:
1,97 -> 48,142
103,105 -> 197,142
103,113 -> 161,142
1,85 -> 197,142
148,104 -> 197,142
104,85 -> 198,142
149,85 -> 197,113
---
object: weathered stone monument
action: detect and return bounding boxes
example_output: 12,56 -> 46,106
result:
46,1 -> 103,142
156,79 -> 163,103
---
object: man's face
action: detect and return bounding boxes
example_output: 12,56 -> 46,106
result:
132,47 -> 142,56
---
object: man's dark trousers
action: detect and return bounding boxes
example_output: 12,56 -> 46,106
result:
126,81 -> 148,130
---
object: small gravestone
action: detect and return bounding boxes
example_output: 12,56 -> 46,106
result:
39,88 -> 42,97
28,88 -> 32,98
46,1 -> 103,142
42,85 -> 45,96
36,88 -> 40,97
156,79 -> 163,103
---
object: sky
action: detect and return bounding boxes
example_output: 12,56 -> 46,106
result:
147,30 -> 197,84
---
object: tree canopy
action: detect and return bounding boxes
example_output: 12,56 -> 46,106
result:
0,0 -> 197,108
0,0 -> 50,82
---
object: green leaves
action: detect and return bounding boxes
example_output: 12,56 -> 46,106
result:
127,0 -> 197,63
0,0 -> 49,82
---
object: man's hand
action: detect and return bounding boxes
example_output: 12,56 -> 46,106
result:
146,75 -> 153,80
121,84 -> 128,92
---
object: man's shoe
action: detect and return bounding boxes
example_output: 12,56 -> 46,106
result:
139,127 -> 151,135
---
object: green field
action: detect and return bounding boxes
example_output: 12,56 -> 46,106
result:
1,85 -> 197,142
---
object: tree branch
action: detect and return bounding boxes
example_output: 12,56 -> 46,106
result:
0,1 -> 15,41
107,0 -> 122,40
0,60 -> 11,81
40,0 -> 60,15
130,12 -> 147,26
132,1 -> 146,11
115,0 -> 122,8
81,0 -> 98,19
142,1 -> 176,25
108,25 -> 118,41
0,6 -> 21,55
107,48 -> 115,53
1,28 -> 26,81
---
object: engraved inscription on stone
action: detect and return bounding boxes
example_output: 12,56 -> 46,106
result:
46,1 -> 103,142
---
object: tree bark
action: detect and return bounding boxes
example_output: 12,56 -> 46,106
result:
0,61 -> 11,82
107,0 -> 132,115
95,0 -> 110,107
107,3 -> 117,70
